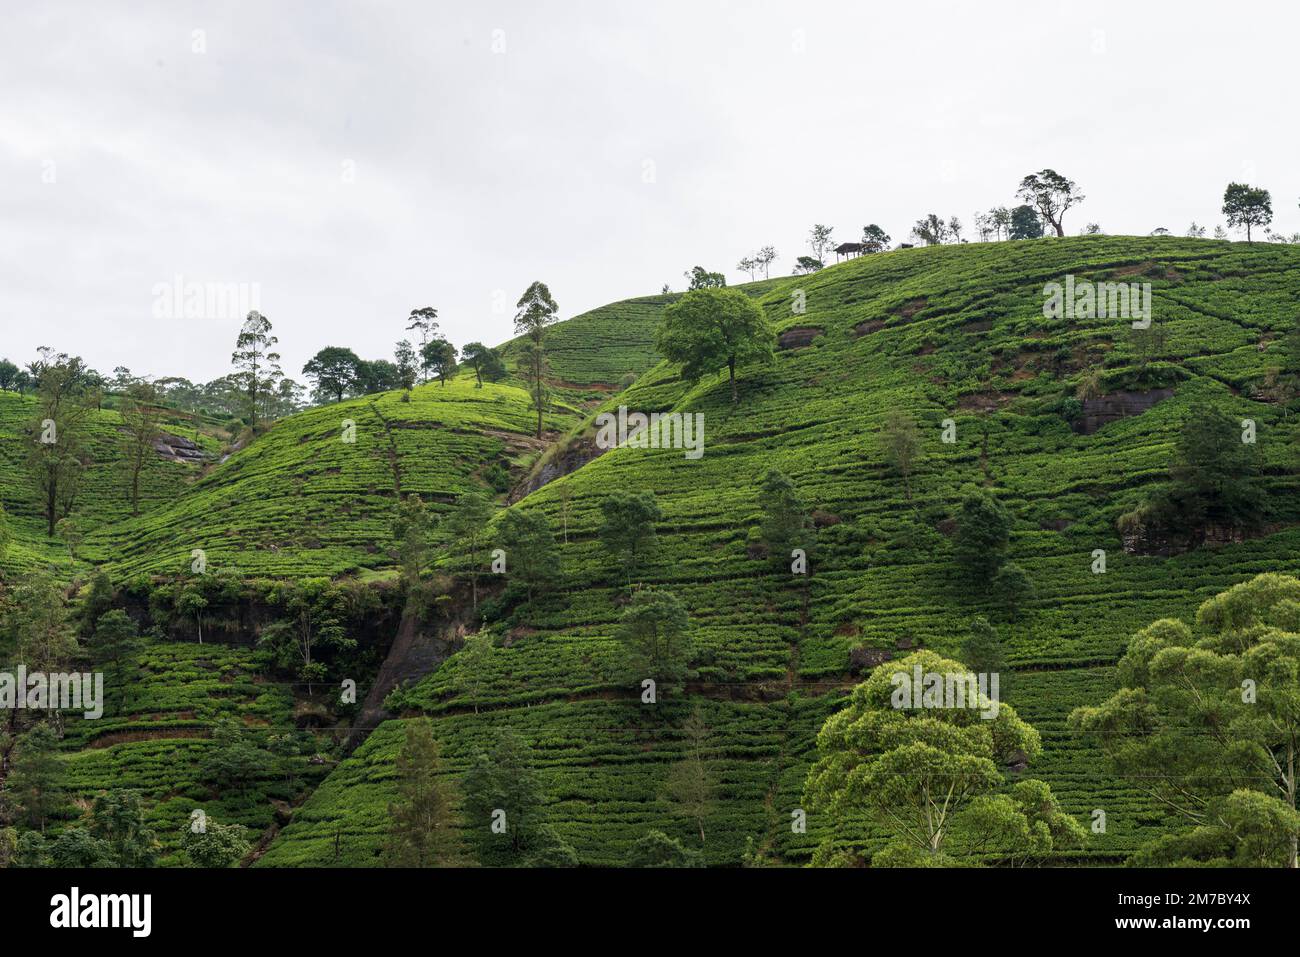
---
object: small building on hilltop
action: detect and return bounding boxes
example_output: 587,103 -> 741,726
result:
834,242 -> 865,261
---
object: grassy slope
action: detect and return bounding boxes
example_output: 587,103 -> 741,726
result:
0,391 -> 217,576
86,379 -> 574,578
263,236 -> 1300,866
54,642 -> 329,866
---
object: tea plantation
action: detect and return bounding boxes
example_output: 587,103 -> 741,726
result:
5,235 -> 1300,867
262,235 -> 1300,866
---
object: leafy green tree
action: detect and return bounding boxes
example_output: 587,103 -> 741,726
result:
1222,182 -> 1273,242
598,490 -> 661,585
461,342 -> 506,387
393,339 -> 419,391
961,616 -> 1006,676
757,468 -> 812,570
461,728 -> 571,866
794,256 -> 823,274
75,568 -> 117,639
683,266 -> 726,289
385,718 -> 463,866
615,589 -> 691,692
628,829 -> 700,867
1072,573 -> 1300,866
881,410 -> 923,500
174,568 -> 241,645
26,355 -> 91,536
804,650 -> 1074,865
406,306 -> 439,379
358,358 -> 400,394
230,311 -> 283,429
199,718 -> 272,794
180,818 -> 250,867
118,382 -> 164,516
496,509 -> 559,604
12,830 -> 51,867
86,609 -> 142,714
0,358 -> 18,391
1016,169 -> 1085,237
392,494 -> 435,594
1170,403 -> 1262,527
88,789 -> 159,867
665,705 -> 713,844
48,827 -> 112,867
861,224 -> 891,252
442,491 -> 494,609
514,281 -> 559,437
1008,204 -> 1043,240
1,572 -> 78,674
911,213 -> 949,246
952,488 -> 1011,584
6,725 -> 63,830
302,346 -> 365,403
807,224 -> 835,263
421,338 -> 458,387
657,288 -> 774,405
259,578 -> 353,683
993,562 -> 1034,619
454,632 -> 495,714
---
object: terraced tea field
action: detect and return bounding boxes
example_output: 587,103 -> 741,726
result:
5,235 -> 1298,867
264,236 -> 1300,865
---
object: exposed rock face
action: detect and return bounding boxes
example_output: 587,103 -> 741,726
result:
1121,520 -> 1261,557
508,435 -> 608,502
152,431 -> 209,464
344,611 -> 455,753
1073,388 -> 1174,434
778,326 -> 822,350
848,646 -> 892,675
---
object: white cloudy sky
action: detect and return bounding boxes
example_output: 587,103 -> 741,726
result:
2,0 -> 1296,383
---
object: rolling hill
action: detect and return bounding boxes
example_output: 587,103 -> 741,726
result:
5,235 -> 1300,867
260,235 -> 1300,865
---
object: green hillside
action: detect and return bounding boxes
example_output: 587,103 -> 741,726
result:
0,390 -> 225,576
5,235 -> 1300,869
261,235 -> 1300,866
86,379 -> 575,578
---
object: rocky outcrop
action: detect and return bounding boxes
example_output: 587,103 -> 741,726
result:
344,609 -> 457,753
1073,388 -> 1174,434
778,326 -> 822,350
141,431 -> 210,464
508,434 -> 608,502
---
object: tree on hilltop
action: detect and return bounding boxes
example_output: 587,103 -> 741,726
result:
1222,182 -> 1272,242
1016,169 -> 1085,237
656,288 -> 774,404
461,342 -> 506,388
302,346 -> 364,403
230,311 -> 283,428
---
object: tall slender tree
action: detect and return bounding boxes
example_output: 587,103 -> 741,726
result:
514,282 -> 559,437
230,311 -> 282,429
118,382 -> 164,516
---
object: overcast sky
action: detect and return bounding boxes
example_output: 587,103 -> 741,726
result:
2,0 -> 1297,383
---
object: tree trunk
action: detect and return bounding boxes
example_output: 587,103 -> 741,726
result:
46,479 -> 57,537
728,358 -> 737,404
